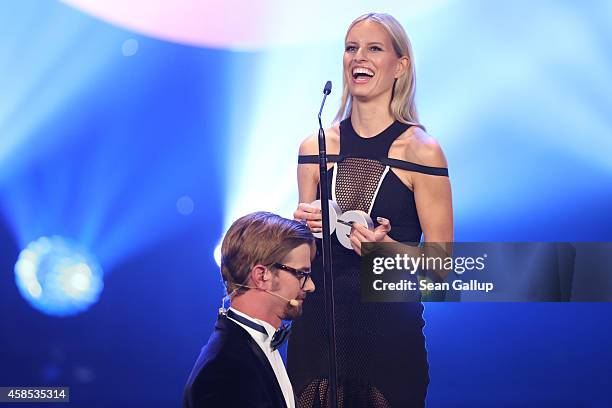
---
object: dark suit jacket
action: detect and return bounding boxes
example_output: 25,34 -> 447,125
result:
183,314 -> 288,408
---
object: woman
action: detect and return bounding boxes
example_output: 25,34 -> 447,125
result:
287,12 -> 453,408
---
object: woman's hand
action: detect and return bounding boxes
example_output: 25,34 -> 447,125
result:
294,203 -> 322,233
349,217 -> 392,256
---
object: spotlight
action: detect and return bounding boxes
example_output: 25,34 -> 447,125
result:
214,241 -> 222,268
176,195 -> 194,215
14,236 -> 104,317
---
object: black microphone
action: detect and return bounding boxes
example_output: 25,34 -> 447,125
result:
323,80 -> 332,95
318,81 -> 332,127
316,79 -> 339,408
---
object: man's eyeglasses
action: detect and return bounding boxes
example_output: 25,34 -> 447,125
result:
271,263 -> 312,289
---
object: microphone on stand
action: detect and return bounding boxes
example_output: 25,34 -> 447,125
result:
317,80 -> 339,408
324,80 -> 332,94
318,80 -> 332,125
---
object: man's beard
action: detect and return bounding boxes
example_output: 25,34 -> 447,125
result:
281,297 -> 304,320
270,280 -> 304,321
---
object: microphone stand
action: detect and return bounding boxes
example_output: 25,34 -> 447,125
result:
317,81 -> 338,407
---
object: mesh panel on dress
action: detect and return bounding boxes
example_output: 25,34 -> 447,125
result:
335,158 -> 385,213
297,378 -> 391,408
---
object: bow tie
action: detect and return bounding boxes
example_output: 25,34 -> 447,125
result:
270,323 -> 292,351
226,309 -> 292,351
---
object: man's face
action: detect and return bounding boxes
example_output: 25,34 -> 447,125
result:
272,243 -> 315,321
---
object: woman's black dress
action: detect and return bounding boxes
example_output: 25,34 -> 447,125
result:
288,117 -> 449,407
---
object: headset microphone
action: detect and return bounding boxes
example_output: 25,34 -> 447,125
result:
235,284 -> 299,307
266,290 -> 300,307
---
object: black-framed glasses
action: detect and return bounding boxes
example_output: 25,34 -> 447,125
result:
271,263 -> 312,289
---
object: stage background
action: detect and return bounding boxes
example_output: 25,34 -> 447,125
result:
1,0 -> 611,406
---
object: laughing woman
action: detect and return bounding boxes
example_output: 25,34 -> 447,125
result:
287,12 -> 453,408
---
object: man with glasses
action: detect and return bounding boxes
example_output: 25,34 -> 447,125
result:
183,211 -> 316,408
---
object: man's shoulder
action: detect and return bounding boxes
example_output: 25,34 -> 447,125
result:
183,317 -> 271,407
196,316 -> 256,367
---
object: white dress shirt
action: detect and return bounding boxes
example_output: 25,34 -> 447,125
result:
227,307 -> 295,408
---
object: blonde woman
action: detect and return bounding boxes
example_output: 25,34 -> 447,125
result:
287,13 -> 453,407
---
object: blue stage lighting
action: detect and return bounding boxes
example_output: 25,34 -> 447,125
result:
14,236 -> 104,317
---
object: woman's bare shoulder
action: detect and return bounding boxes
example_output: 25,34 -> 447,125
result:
397,126 -> 448,168
298,124 -> 341,156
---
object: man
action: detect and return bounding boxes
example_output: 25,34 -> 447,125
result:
183,211 -> 316,408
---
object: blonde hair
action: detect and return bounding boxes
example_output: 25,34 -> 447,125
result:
334,13 -> 424,129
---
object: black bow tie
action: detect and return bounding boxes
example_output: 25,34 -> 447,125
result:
270,323 -> 292,351
226,309 -> 292,351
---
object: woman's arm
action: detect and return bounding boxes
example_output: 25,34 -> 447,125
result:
296,134 -> 320,204
410,129 -> 453,243
294,128 -> 340,231
293,133 -> 324,232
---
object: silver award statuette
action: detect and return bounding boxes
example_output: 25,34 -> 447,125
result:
310,200 -> 374,249
309,199 -> 341,238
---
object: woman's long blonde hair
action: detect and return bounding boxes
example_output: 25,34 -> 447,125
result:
334,13 -> 424,129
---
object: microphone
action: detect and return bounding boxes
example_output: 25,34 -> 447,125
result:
316,79 -> 339,408
323,80 -> 332,95
318,81 -> 332,127
265,290 -> 300,307
235,284 -> 299,307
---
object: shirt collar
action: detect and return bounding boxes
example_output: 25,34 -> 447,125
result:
228,307 -> 276,339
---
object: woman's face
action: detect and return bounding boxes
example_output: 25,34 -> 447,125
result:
343,20 -> 404,102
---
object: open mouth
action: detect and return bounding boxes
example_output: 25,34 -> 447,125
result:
352,67 -> 375,83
